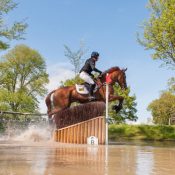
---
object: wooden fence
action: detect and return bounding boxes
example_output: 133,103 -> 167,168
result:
53,116 -> 105,144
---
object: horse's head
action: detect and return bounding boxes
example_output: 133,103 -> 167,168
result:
116,68 -> 127,90
102,67 -> 127,90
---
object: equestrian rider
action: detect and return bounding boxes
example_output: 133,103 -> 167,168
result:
79,51 -> 102,100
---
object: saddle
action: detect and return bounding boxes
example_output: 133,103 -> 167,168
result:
75,83 -> 98,95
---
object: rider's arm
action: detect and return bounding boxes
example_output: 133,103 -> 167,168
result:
94,68 -> 102,74
89,59 -> 102,74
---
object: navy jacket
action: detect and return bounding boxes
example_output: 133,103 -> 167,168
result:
80,58 -> 102,75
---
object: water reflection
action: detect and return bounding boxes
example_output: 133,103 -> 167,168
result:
44,145 -> 106,175
136,147 -> 154,175
152,148 -> 175,175
0,145 -> 49,175
0,142 -> 175,175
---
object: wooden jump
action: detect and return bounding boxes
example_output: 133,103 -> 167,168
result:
53,116 -> 105,144
53,102 -> 106,144
54,102 -> 105,129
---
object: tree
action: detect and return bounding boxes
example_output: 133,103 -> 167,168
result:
109,85 -> 137,123
0,0 -> 27,50
64,43 -> 87,76
0,44 -> 49,113
138,0 -> 175,68
61,75 -> 84,87
148,92 -> 175,125
167,77 -> 175,93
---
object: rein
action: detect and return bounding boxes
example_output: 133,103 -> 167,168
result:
94,77 -> 105,90
95,72 -> 113,89
94,73 -> 113,98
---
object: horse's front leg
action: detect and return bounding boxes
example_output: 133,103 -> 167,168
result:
108,95 -> 124,113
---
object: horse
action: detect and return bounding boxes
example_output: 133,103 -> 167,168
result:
45,67 -> 127,121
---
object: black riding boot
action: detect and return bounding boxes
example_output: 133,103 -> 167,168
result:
89,84 -> 96,101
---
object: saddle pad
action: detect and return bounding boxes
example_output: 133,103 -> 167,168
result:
75,84 -> 98,95
75,84 -> 89,94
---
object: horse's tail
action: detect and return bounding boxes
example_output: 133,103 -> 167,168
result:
45,90 -> 56,117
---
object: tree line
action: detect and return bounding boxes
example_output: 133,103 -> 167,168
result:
0,0 -> 174,125
0,0 -> 49,126
138,0 -> 175,124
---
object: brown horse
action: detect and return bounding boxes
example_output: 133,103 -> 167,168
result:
45,67 -> 127,120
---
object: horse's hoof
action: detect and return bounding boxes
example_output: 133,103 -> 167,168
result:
112,105 -> 117,110
112,105 -> 122,113
88,96 -> 96,101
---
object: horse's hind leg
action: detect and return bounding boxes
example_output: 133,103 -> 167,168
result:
48,103 -> 71,118
45,90 -> 56,117
48,103 -> 70,126
49,91 -> 71,117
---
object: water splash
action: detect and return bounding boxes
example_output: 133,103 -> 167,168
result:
0,124 -> 53,142
13,125 -> 52,142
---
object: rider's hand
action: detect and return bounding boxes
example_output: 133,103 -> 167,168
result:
99,71 -> 102,74
98,74 -> 103,78
91,74 -> 95,79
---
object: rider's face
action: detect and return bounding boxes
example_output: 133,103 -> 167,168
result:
94,56 -> 99,61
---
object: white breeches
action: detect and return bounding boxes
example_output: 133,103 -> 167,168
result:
79,71 -> 95,85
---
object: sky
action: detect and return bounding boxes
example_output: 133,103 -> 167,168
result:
4,0 -> 174,122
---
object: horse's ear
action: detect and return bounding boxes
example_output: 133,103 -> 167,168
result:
122,68 -> 127,72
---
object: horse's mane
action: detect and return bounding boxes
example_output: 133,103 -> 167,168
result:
102,66 -> 121,75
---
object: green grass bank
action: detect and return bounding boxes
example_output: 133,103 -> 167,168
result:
109,124 -> 175,141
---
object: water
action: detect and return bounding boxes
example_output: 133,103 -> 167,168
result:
0,127 -> 175,175
13,125 -> 51,142
0,124 -> 52,142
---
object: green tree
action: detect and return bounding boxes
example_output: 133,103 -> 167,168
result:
138,0 -> 175,68
167,77 -> 175,93
62,75 -> 84,87
64,43 -> 87,76
148,92 -> 175,125
0,0 -> 27,50
0,44 -> 49,112
109,85 -> 137,123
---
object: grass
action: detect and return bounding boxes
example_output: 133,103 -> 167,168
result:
109,124 -> 175,141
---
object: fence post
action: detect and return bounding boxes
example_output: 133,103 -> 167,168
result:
105,74 -> 109,145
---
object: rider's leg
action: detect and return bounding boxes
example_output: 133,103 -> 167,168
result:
79,71 -> 95,100
89,84 -> 96,97
79,71 -> 94,84
84,82 -> 90,92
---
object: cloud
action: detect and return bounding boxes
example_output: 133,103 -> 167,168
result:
39,62 -> 74,113
46,62 -> 74,91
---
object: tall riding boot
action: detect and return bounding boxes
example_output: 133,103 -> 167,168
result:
89,84 -> 96,101
84,82 -> 90,92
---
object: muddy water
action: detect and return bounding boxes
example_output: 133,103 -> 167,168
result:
0,141 -> 175,175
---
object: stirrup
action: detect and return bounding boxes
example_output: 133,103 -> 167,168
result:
88,96 -> 96,101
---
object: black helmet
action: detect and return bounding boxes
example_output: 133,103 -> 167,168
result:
91,51 -> 99,59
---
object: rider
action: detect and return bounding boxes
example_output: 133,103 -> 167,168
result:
79,51 -> 102,100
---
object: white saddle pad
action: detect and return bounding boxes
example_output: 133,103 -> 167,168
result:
75,84 -> 98,95
75,84 -> 89,94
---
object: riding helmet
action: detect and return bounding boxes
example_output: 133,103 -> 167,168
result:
91,51 -> 99,59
